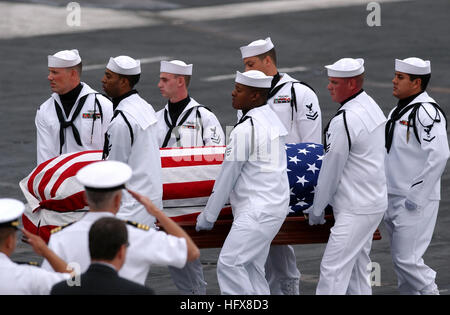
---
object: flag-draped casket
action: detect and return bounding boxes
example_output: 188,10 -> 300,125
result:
20,144 -> 380,246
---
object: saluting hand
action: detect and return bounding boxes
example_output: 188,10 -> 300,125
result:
22,228 -> 49,256
127,188 -> 160,217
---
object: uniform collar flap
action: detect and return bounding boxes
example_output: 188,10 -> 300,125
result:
341,91 -> 386,132
246,105 -> 288,138
117,94 -> 157,129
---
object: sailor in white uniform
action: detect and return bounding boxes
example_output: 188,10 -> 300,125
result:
196,70 -> 290,295
101,56 -> 162,226
36,49 -> 113,165
384,57 -> 449,295
307,58 -> 387,295
156,60 -> 225,295
42,161 -> 200,286
0,199 -> 70,294
156,60 -> 225,148
239,37 -> 322,295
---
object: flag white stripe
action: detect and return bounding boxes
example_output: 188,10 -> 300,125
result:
160,146 -> 225,157
41,152 -> 103,200
162,164 -> 222,184
163,196 -> 210,208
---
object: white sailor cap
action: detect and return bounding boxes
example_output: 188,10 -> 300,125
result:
0,199 -> 24,229
395,57 -> 431,75
107,56 -> 141,75
325,58 -> 365,78
235,70 -> 273,88
76,161 -> 132,192
48,49 -> 82,68
160,60 -> 193,75
240,37 -> 274,59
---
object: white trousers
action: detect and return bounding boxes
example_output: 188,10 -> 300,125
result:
383,194 -> 439,295
265,245 -> 301,295
217,211 -> 285,295
316,208 -> 384,295
168,258 -> 207,295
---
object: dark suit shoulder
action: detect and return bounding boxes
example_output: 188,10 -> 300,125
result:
51,264 -> 154,295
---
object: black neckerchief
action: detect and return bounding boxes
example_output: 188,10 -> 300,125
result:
59,83 -> 83,117
168,95 -> 190,124
270,72 -> 281,91
396,92 -> 422,110
385,92 -> 423,153
339,89 -> 364,106
112,90 -> 138,111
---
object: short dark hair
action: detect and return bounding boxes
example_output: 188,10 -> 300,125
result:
249,86 -> 270,103
89,217 -> 128,261
408,73 -> 431,91
85,189 -> 120,210
119,73 -> 141,89
257,48 -> 277,66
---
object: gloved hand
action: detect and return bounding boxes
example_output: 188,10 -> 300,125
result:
304,207 -> 326,226
405,199 -> 418,211
195,212 -> 215,232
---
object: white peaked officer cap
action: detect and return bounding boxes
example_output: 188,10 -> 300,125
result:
107,56 -> 141,75
235,70 -> 273,88
395,57 -> 431,75
48,49 -> 82,68
325,58 -> 365,78
160,60 -> 193,75
240,37 -> 274,59
76,160 -> 133,191
0,198 -> 25,229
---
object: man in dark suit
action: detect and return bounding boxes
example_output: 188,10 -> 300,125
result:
51,217 -> 154,295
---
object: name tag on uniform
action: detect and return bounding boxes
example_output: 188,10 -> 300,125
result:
82,110 -> 101,119
399,120 -> 410,126
274,95 -> 291,104
181,124 -> 197,129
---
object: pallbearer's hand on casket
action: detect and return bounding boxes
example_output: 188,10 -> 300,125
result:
404,199 -> 418,211
196,212 -> 215,232
304,207 -> 326,226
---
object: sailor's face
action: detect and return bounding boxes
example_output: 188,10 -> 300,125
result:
327,77 -> 350,103
101,69 -> 121,98
392,71 -> 417,99
243,56 -> 267,74
232,83 -> 253,111
158,72 -> 178,99
48,67 -> 73,94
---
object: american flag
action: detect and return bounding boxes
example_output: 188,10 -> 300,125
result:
19,147 -> 230,242
159,146 -> 231,222
285,142 -> 324,216
20,150 -> 103,242
20,143 -> 323,242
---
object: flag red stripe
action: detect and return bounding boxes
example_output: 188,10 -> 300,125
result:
40,191 -> 87,212
22,214 -> 38,234
27,156 -> 59,199
37,151 -> 101,201
163,180 -> 215,200
161,154 -> 224,168
50,161 -> 99,198
22,214 -> 56,244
